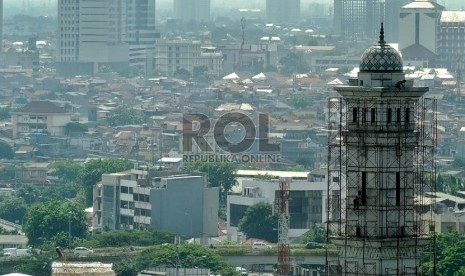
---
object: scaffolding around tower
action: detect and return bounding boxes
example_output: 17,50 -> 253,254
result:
326,96 -> 437,275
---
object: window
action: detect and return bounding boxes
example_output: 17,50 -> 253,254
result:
371,108 -> 376,124
361,172 -> 367,205
362,108 -> 367,123
405,108 -> 410,124
396,172 -> 401,206
352,107 -> 358,123
396,108 -> 401,123
387,108 -> 392,124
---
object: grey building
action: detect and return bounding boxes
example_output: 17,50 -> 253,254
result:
266,0 -> 300,24
93,170 -> 219,238
173,0 -> 210,22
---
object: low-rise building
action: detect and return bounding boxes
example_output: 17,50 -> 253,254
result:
93,170 -> 219,238
150,39 -> 223,77
11,101 -> 72,138
227,169 -> 336,240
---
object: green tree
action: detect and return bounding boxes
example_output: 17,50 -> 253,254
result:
289,94 -> 312,109
24,200 -> 87,246
238,202 -> 278,243
0,106 -> 10,120
89,229 -> 175,247
106,107 -> 145,127
137,244 -> 236,276
301,226 -> 326,244
0,197 -> 27,224
420,232 -> 465,275
14,251 -> 53,276
279,52 -> 310,76
65,122 -> 89,135
193,66 -> 212,84
80,158 -> 134,205
174,68 -> 192,80
48,160 -> 83,184
0,165 -> 16,180
113,260 -> 140,276
182,161 -> 237,204
0,140 -> 14,159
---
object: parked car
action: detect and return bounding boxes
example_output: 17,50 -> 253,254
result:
252,242 -> 272,250
305,242 -> 324,249
73,247 -> 93,255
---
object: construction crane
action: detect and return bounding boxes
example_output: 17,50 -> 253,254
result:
276,177 -> 291,276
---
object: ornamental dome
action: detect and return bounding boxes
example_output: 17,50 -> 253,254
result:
359,23 -> 403,72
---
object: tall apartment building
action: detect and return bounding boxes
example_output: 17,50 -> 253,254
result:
333,0 -> 384,40
437,11 -> 465,71
126,0 -> 158,73
93,170 -> 219,238
173,0 -> 210,22
57,0 -> 157,76
150,39 -> 223,76
266,0 -> 300,24
398,0 -> 444,67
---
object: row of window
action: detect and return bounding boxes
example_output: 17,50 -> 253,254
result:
133,193 -> 150,202
352,107 -> 410,124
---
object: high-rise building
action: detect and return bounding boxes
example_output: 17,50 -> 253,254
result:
57,0 -> 158,76
0,0 -> 3,67
333,0 -> 384,40
57,0 -> 129,75
398,0 -> 444,67
173,0 -> 210,22
327,25 -> 436,274
126,0 -> 158,73
437,11 -> 465,71
384,0 -> 409,42
266,0 -> 300,24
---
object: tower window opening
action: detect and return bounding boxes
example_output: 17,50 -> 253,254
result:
396,172 -> 401,206
362,108 -> 367,123
396,108 -> 401,123
371,108 -> 376,124
405,108 -> 410,124
387,108 -> 392,124
361,172 -> 367,205
352,107 -> 358,123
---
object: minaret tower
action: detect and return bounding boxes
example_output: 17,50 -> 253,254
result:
327,23 -> 436,275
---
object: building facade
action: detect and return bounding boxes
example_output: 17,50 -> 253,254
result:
327,25 -> 436,274
399,0 -> 444,67
126,0 -> 158,73
93,170 -> 219,238
227,170 -> 334,240
333,0 -> 384,40
437,11 -> 465,71
11,101 -> 72,138
150,39 -> 223,76
57,0 -> 158,75
266,0 -> 300,24
173,0 -> 210,22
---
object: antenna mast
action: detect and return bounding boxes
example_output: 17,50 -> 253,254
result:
277,177 -> 291,276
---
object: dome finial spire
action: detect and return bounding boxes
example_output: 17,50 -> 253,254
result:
379,22 -> 385,44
